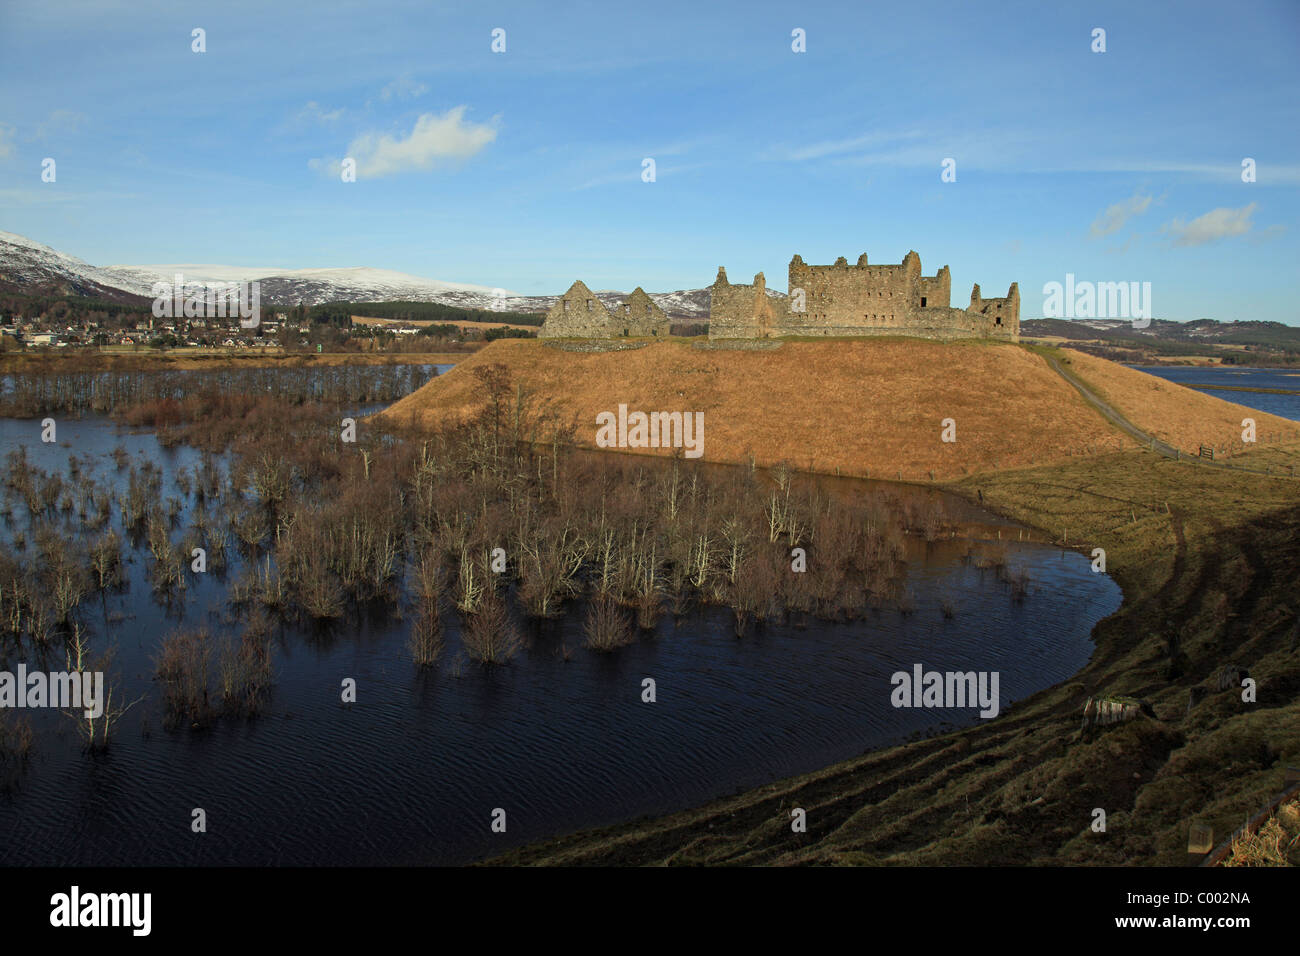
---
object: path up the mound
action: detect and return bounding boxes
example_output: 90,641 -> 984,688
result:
1059,349 -> 1297,455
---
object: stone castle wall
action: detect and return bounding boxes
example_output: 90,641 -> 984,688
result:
918,265 -> 951,313
969,282 -> 1020,336
540,280 -> 613,337
712,251 -> 1018,342
613,287 -> 671,337
707,268 -> 785,339
539,281 -> 671,338
539,250 -> 1020,343
785,254 -> 920,331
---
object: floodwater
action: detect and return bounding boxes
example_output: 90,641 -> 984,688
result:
0,384 -> 1121,866
1131,365 -> 1300,421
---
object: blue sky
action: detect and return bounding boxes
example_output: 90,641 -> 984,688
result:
1,0 -> 1297,322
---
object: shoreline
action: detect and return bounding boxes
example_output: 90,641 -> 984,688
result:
485,443 -> 1300,866
0,350 -> 470,372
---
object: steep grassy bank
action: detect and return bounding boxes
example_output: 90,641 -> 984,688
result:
1059,348 -> 1299,454
379,338 -> 1295,480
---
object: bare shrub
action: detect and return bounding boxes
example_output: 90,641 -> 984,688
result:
583,592 -> 634,652
155,629 -> 214,729
89,530 -> 123,589
218,630 -> 273,716
409,608 -> 444,667
461,593 -> 522,664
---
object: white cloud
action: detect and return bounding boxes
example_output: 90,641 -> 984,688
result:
317,107 -> 497,179
1163,202 -> 1258,246
1090,191 -> 1153,238
0,125 -> 14,159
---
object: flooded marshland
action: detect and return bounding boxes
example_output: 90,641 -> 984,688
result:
0,365 -> 1121,865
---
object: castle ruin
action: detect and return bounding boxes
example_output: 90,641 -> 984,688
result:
537,250 -> 1019,343
710,251 -> 1018,341
539,280 -> 672,338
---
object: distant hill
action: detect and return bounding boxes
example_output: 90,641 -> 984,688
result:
0,230 -> 715,318
1022,317 -> 1300,363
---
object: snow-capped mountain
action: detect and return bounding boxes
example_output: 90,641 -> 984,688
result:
0,230 -> 153,303
0,231 -> 521,309
100,263 -> 517,308
0,230 -> 717,318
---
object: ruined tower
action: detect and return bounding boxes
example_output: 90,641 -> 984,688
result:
707,268 -> 782,338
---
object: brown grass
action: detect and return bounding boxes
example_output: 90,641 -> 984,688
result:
380,339 -> 1159,479
1222,799 -> 1300,866
1060,348 -> 1298,454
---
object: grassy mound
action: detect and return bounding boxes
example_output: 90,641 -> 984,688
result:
381,338 -> 1138,479
1060,349 -> 1297,455
380,337 -> 1296,479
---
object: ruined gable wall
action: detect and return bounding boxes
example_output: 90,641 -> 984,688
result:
616,288 -> 672,336
539,282 -> 613,338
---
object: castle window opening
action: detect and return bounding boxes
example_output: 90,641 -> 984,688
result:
586,299 -> 593,311
623,303 -> 630,314
563,300 -> 570,312
921,297 -> 927,307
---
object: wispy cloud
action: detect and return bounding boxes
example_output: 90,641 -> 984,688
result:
762,130 -> 927,163
1247,223 -> 1286,245
770,130 -> 1300,185
34,109 -> 87,140
1163,202 -> 1258,246
0,125 -> 16,159
0,187 -> 140,205
1089,191 -> 1154,238
572,160 -> 712,191
1046,161 -> 1300,185
312,107 -> 498,179
295,101 -> 345,125
379,75 -> 429,101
